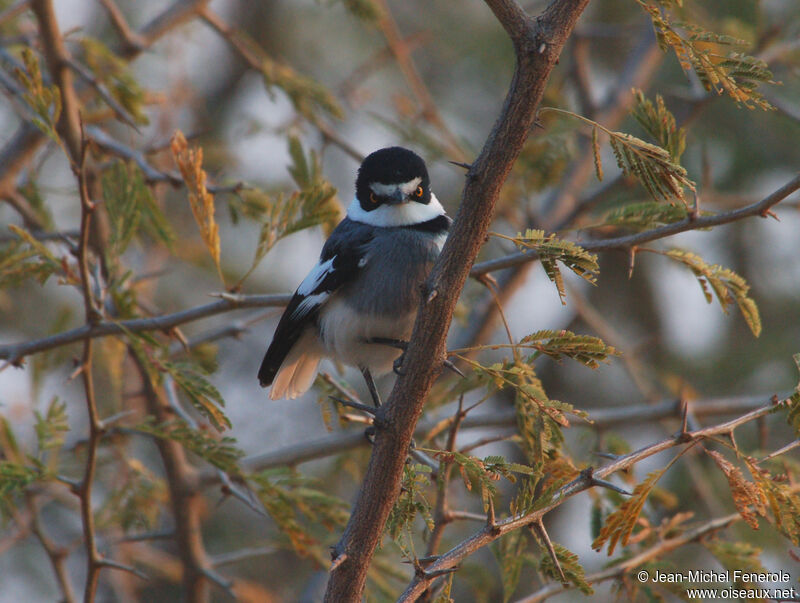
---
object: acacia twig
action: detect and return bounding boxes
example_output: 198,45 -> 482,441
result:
471,172 -> 800,276
515,512 -> 741,602
0,293 -> 290,364
397,397 -> 789,600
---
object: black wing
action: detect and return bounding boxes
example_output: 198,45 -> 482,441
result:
258,220 -> 372,387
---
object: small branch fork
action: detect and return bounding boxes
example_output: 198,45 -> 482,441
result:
396,396 -> 790,600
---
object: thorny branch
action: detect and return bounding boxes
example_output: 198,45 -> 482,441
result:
4,171 -> 796,366
472,172 -> 800,275
397,396 -> 791,600
194,391 -> 784,482
515,512 -> 742,603
0,294 -> 290,365
323,1 -> 591,599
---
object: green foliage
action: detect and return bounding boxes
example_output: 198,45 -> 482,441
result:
0,461 -> 40,518
427,450 -> 533,514
162,360 -> 230,431
636,1 -> 775,109
665,249 -> 761,336
540,543 -> 593,595
0,225 -> 69,289
542,107 -> 695,206
34,397 -> 69,454
492,529 -> 530,602
607,131 -> 694,207
386,463 -> 434,556
518,329 -> 618,369
250,468 -> 349,556
13,47 -> 62,147
744,458 -> 800,545
631,90 -> 686,161
705,540 -> 766,591
101,161 -> 175,258
458,356 -> 582,467
787,353 -> 800,436
602,201 -> 690,231
97,458 -> 166,532
0,416 -> 48,518
262,57 -> 344,121
325,0 -> 383,23
79,37 -> 149,125
238,137 -> 340,285
499,229 -> 598,304
513,130 -> 576,192
136,419 -> 244,474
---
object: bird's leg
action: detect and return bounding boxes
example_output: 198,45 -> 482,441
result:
366,337 -> 465,378
365,337 -> 408,375
360,366 -> 382,408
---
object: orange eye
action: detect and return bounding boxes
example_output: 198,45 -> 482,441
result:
369,192 -> 378,204
415,186 -> 423,197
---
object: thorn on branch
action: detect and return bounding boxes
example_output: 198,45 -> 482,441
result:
329,552 -> 348,572
201,566 -> 235,597
415,564 -> 458,579
530,519 -> 566,584
448,160 -> 472,171
579,467 -> 632,496
98,557 -> 149,581
592,451 -> 621,461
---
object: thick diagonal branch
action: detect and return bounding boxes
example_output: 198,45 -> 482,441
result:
322,1 -> 591,600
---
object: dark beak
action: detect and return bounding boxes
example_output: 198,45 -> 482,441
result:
385,188 -> 407,205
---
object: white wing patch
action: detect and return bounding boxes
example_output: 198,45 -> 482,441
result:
347,193 -> 446,227
291,292 -> 329,319
297,256 -> 335,295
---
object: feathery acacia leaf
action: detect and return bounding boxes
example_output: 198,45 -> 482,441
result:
787,353 -> 800,436
744,458 -> 800,544
705,540 -> 767,591
602,201 -> 691,231
542,107 -> 695,206
636,1 -> 775,110
497,229 -> 598,304
163,360 -> 230,431
0,225 -> 67,288
540,543 -> 593,594
34,397 -> 69,454
13,47 -> 62,148
592,468 -> 667,555
665,249 -> 761,336
705,449 -> 765,529
239,137 -> 340,285
492,530 -> 530,601
171,130 -> 224,285
519,329 -> 618,369
79,37 -> 149,125
386,463 -> 434,555
250,468 -> 349,557
97,458 -> 166,531
137,418 -> 243,474
631,90 -> 686,161
102,161 -> 174,255
331,0 -> 383,22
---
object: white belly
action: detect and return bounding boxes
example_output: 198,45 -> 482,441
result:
318,298 -> 416,376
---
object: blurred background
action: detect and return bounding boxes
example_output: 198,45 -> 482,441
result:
0,0 -> 799,600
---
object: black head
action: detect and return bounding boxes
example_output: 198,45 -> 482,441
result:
355,147 -> 431,212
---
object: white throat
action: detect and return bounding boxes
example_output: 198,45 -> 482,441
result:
346,193 -> 445,227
